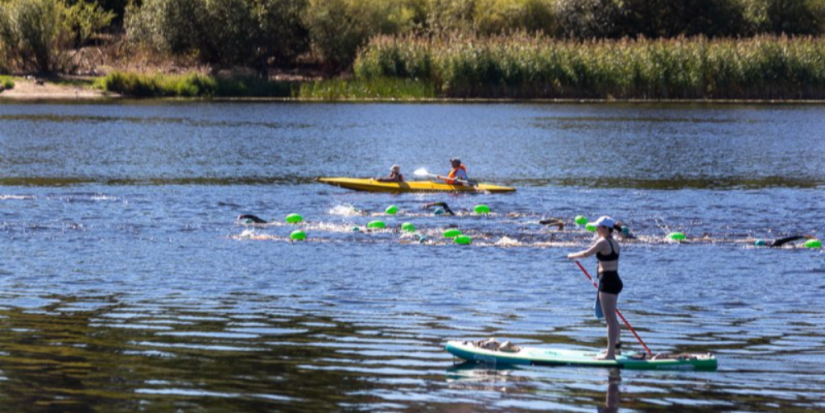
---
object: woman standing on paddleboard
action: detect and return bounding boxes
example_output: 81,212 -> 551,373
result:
567,216 -> 623,360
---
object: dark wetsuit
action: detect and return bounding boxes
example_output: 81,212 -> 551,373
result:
238,214 -> 268,224
769,235 -> 805,247
424,202 -> 456,216
597,238 -> 623,295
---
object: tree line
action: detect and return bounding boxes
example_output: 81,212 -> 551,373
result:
0,0 -> 823,74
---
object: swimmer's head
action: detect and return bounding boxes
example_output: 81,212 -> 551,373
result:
433,207 -> 445,215
754,239 -> 766,246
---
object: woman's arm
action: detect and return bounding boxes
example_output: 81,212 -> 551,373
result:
567,239 -> 605,260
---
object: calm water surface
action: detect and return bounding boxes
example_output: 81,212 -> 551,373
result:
0,102 -> 824,412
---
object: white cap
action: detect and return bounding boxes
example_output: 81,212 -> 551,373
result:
592,216 -> 615,229
391,165 -> 400,172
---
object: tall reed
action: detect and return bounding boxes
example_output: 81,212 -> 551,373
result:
355,34 -> 825,99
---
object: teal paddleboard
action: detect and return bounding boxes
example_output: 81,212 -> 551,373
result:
446,341 -> 717,371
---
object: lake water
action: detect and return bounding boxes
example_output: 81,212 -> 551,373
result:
0,102 -> 823,412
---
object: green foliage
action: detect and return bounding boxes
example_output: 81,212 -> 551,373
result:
95,71 -> 295,97
295,76 -> 435,99
302,0 -> 421,71
255,0 -> 311,64
355,33 -> 825,99
0,0 -> 109,73
431,0 -> 557,35
125,0 -> 206,55
0,75 -> 15,89
556,0 -> 750,39
65,0 -> 116,45
748,0 -> 825,35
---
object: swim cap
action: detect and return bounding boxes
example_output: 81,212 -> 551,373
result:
592,216 -> 615,229
434,208 -> 445,215
754,239 -> 766,246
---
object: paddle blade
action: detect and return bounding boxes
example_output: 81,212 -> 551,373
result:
594,292 -> 604,319
413,168 -> 429,177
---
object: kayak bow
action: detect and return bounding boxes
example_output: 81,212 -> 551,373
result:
317,177 -> 516,193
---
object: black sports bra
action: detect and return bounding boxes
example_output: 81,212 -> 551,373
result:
596,239 -> 619,262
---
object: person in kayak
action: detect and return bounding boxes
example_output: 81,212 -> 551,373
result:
754,234 -> 815,247
437,158 -> 469,185
376,165 -> 404,182
567,216 -> 623,360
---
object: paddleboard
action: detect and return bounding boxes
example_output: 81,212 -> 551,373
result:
446,340 -> 717,371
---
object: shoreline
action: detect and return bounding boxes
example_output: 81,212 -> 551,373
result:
4,77 -> 825,105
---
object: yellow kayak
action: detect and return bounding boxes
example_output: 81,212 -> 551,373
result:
317,177 -> 516,193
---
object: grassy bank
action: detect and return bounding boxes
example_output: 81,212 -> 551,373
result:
355,34 -> 825,100
90,34 -> 825,101
295,78 -> 436,100
94,72 -> 295,98
94,72 -> 436,100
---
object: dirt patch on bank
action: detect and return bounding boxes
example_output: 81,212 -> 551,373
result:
0,77 -> 115,100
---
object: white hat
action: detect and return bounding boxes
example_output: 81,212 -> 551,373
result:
391,165 -> 400,171
592,216 -> 615,229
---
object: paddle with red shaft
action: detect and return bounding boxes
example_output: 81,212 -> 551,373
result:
575,261 -> 653,357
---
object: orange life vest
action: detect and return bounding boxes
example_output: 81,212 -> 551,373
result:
446,165 -> 467,184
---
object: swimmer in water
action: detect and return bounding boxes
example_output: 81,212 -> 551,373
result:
613,221 -> 636,240
539,217 -> 565,230
755,235 -> 815,247
423,202 -> 455,216
237,214 -> 268,224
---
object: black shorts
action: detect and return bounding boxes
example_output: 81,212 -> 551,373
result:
598,271 -> 623,295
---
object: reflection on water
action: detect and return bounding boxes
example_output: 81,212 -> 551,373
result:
0,102 -> 824,412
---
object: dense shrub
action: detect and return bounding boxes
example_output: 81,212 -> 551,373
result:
746,0 -> 825,35
125,0 -> 206,56
426,0 -> 555,35
302,0 -> 421,71
0,0 -> 112,73
255,0 -> 311,65
556,0 -> 751,39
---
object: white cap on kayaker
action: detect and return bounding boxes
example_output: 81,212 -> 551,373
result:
391,164 -> 400,172
592,216 -> 615,228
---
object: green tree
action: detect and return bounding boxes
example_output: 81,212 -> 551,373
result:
303,0 -> 419,72
0,0 -> 112,73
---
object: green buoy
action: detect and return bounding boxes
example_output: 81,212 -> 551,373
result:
454,235 -> 472,245
443,229 -> 462,238
367,220 -> 386,229
285,213 -> 303,224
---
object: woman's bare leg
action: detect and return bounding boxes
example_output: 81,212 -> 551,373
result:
597,292 -> 620,360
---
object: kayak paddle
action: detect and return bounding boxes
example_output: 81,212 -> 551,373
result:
574,261 -> 653,357
414,168 -> 476,186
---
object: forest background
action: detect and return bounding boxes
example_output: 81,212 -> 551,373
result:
1,0 -> 824,99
